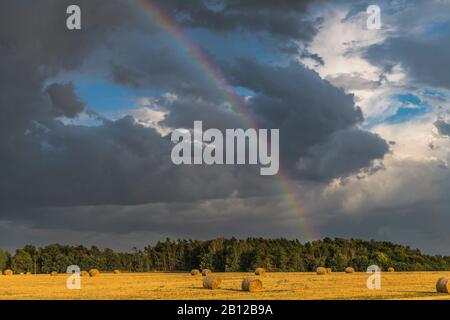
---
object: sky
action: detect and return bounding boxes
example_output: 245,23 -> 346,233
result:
0,0 -> 450,254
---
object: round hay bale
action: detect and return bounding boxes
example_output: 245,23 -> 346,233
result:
388,267 -> 395,272
3,269 -> 13,276
436,277 -> 450,294
242,277 -> 263,292
190,269 -> 200,276
81,270 -> 89,277
26,272 -> 32,275
316,267 -> 326,275
202,276 -> 222,290
255,268 -> 266,276
113,269 -> 121,274
326,268 -> 332,274
50,271 -> 58,276
201,269 -> 211,276
345,267 -> 355,274
89,268 -> 100,277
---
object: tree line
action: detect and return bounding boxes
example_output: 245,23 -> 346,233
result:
1,238 -> 450,274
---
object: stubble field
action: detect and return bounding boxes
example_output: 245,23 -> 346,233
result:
0,271 -> 449,300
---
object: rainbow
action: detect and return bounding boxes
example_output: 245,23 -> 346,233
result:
136,0 -> 317,241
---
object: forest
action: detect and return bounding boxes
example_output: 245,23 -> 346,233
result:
1,238 -> 450,274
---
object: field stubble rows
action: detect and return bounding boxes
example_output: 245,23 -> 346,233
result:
0,272 -> 449,300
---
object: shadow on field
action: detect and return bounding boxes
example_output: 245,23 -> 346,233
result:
395,291 -> 442,298
188,287 -> 291,293
220,288 -> 244,293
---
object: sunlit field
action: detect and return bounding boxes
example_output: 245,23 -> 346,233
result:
0,272 -> 449,300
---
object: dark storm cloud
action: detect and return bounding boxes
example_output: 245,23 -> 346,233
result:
1,197 -> 289,235
94,0 -> 322,98
0,0 -> 136,70
110,63 -> 141,89
223,59 -> 389,179
435,120 -> 450,137
103,31 -> 226,103
155,58 -> 389,181
365,35 -> 450,89
160,0 -> 320,42
296,128 -> 389,181
0,0 -> 140,155
318,199 -> 450,255
0,0 -> 393,250
0,195 -> 311,252
6,185 -> 450,254
0,0 -> 274,209
46,83 -> 85,118
157,93 -> 246,130
0,113 -> 276,208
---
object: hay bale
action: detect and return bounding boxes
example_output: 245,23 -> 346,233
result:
436,277 -> 450,294
89,268 -> 100,277
113,269 -> 121,274
50,271 -> 58,276
388,267 -> 395,272
190,269 -> 200,276
201,269 -> 211,276
81,270 -> 89,277
316,267 -> 327,275
326,268 -> 332,274
242,277 -> 263,292
255,268 -> 266,276
26,272 -> 32,275
3,269 -> 13,276
202,276 -> 222,289
345,267 -> 355,274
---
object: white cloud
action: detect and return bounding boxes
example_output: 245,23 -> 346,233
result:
299,3 -> 427,123
124,95 -> 172,135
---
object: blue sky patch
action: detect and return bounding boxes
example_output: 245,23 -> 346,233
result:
385,93 -> 432,124
73,78 -> 163,118
422,88 -> 447,100
395,93 -> 421,106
